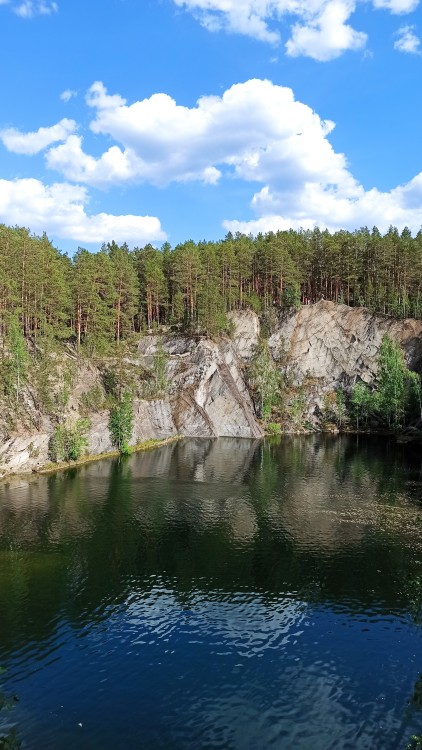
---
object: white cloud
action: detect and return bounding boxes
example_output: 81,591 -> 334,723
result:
394,24 -> 421,52
13,0 -> 57,17
223,172 -> 422,235
372,0 -> 418,12
60,89 -> 77,103
286,1 -> 367,61
173,0 -> 283,44
40,78 -> 422,235
0,118 -> 76,155
172,0 -> 419,59
0,178 -> 166,244
46,79 -> 350,189
7,78 -> 422,239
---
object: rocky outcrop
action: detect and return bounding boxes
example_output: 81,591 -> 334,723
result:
0,324 -> 263,477
0,433 -> 50,476
1,301 -> 421,477
137,334 -> 263,439
268,300 -> 422,422
269,301 -> 422,385
228,309 -> 260,360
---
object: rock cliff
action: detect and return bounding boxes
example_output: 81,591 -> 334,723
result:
0,323 -> 263,477
269,300 -> 422,384
268,301 -> 422,422
0,301 -> 421,477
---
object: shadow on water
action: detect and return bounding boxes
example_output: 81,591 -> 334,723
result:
0,435 -> 421,749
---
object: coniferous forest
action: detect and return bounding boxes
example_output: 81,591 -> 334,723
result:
1,223 -> 422,346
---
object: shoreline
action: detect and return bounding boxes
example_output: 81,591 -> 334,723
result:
39,435 -> 182,475
1,436 -> 181,483
1,427 -> 421,483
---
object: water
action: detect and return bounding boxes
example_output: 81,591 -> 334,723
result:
0,435 -> 421,750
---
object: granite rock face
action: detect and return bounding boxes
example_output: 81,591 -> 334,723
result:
269,300 -> 422,385
228,309 -> 260,361
0,434 -> 50,475
0,322 -> 263,477
1,301 -> 422,477
268,300 -> 422,421
137,334 -> 263,439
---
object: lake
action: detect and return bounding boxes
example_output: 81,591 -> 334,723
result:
0,435 -> 421,749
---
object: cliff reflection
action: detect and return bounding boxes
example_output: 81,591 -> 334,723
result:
0,436 -> 421,658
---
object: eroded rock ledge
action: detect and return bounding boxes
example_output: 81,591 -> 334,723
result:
1,301 -> 421,478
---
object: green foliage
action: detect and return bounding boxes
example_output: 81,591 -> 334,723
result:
260,308 -> 279,339
56,360 -> 76,418
8,318 -> 28,402
79,385 -> 105,415
2,223 -> 422,351
0,357 -> 14,398
323,390 -> 348,428
346,338 -> 421,430
266,422 -> 282,435
374,336 -> 421,428
49,418 -> 91,463
244,292 -> 262,314
248,341 -> 280,421
152,342 -> 168,397
31,343 -> 76,420
376,336 -> 407,427
350,381 -> 373,429
101,367 -> 119,399
407,370 -> 422,420
108,390 -> 133,454
281,285 -> 301,308
285,388 -> 308,429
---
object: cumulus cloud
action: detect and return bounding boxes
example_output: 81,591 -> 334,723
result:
223,174 -> 422,236
372,0 -> 419,11
47,79 -> 349,189
286,1 -> 367,61
13,0 -> 57,17
40,78 -> 422,235
7,78 -> 422,238
0,178 -> 166,244
60,89 -> 77,103
394,24 -> 421,52
0,118 -> 76,155
172,0 -> 419,59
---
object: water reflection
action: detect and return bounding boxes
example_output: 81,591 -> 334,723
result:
0,436 -> 421,749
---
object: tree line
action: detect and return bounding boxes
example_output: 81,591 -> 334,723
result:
1,223 -> 422,345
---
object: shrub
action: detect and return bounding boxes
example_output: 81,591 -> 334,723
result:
350,381 -> 373,429
323,390 -> 347,428
247,341 -> 280,421
79,385 -> 105,415
49,418 -> 91,463
108,390 -> 133,454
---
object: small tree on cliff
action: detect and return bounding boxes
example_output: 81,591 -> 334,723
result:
108,390 -> 134,455
350,381 -> 373,429
8,317 -> 28,402
248,341 -> 280,421
375,336 -> 420,428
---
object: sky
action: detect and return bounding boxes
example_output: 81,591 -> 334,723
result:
0,0 -> 421,254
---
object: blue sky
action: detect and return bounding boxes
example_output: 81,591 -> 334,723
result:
0,0 -> 421,254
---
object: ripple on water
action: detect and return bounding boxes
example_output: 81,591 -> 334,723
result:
1,436 -> 422,750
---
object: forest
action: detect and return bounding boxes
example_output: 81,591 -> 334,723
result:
1,223 -> 422,347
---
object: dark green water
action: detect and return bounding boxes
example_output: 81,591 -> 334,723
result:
0,436 -> 422,750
